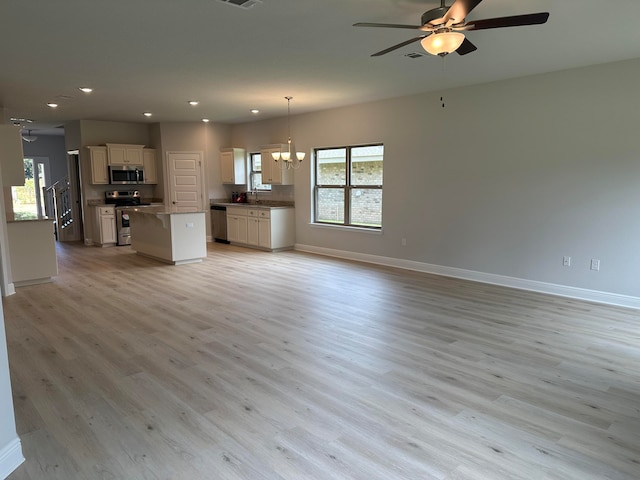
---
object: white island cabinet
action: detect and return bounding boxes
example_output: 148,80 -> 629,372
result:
7,219 -> 58,286
127,208 -> 207,265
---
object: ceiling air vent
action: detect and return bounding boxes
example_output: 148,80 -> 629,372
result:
405,52 -> 425,59
216,0 -> 262,9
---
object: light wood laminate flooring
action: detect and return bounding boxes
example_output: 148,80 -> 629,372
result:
4,242 -> 640,480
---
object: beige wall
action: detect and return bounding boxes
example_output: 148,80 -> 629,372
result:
230,58 -> 640,300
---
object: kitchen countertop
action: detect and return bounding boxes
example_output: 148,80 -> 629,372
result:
212,202 -> 294,209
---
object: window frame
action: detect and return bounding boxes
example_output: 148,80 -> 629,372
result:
249,152 -> 271,192
313,143 -> 383,230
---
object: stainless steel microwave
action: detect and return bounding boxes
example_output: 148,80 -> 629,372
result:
109,166 -> 144,184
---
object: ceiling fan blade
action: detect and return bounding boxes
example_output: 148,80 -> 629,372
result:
353,22 -> 421,30
456,38 -> 477,56
443,0 -> 484,24
371,36 -> 426,57
464,12 -> 549,31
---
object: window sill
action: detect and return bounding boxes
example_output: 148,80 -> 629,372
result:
309,222 -> 383,235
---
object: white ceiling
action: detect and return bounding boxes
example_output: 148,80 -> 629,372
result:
2,0 -> 640,136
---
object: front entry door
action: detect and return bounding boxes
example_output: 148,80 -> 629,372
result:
167,151 -> 204,212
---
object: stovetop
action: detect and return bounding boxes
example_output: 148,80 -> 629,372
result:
105,190 -> 143,206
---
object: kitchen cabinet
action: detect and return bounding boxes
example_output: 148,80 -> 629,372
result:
220,148 -> 246,184
7,219 -> 58,286
260,144 -> 294,185
142,148 -> 158,184
95,206 -> 116,246
247,208 -> 272,249
106,143 -> 144,166
0,124 -> 25,186
87,146 -> 109,184
227,207 -> 248,244
128,210 -> 206,265
227,205 -> 294,251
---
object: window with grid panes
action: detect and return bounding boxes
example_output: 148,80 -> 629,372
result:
250,152 -> 271,191
314,144 -> 383,228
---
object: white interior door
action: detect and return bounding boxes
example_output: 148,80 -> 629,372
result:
167,152 -> 204,212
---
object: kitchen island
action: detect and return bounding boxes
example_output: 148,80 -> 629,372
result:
125,208 -> 207,265
7,218 -> 58,286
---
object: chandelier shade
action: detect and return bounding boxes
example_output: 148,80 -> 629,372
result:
421,32 -> 465,56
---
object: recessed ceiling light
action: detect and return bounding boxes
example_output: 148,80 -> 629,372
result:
143,112 -> 152,117
188,101 -> 199,106
251,109 -> 259,114
79,87 -> 93,93
47,103 -> 58,108
202,118 -> 210,123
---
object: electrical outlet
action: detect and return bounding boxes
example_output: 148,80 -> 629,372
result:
401,238 -> 407,246
563,256 -> 571,267
590,259 -> 600,271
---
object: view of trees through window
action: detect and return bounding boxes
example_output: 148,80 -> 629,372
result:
12,158 -> 47,220
250,153 -> 271,191
314,144 -> 383,228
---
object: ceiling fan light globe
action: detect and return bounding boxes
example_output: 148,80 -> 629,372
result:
421,31 -> 465,56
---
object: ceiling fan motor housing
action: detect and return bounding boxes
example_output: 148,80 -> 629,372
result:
421,7 -> 450,27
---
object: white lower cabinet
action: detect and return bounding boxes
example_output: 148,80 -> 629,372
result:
247,210 -> 271,249
227,207 -> 248,244
257,218 -> 271,249
95,206 -> 116,246
226,206 -> 294,251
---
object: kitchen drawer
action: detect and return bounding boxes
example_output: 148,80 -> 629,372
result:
98,206 -> 115,215
247,208 -> 270,219
227,207 -> 248,216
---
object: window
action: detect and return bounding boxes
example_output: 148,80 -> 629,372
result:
12,157 -> 50,220
250,152 -> 271,191
314,144 -> 383,229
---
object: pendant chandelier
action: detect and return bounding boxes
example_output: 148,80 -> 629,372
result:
271,96 -> 305,169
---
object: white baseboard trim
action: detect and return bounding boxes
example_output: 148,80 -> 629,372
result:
294,244 -> 640,310
0,437 -> 24,480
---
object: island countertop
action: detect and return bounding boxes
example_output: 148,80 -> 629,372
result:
123,206 -> 208,215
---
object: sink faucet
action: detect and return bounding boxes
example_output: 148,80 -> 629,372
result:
252,186 -> 259,204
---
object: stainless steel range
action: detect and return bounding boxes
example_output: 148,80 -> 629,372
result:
105,190 -> 149,246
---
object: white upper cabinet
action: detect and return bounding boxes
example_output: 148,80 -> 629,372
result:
220,148 -> 246,184
142,148 -> 158,184
106,144 -> 144,166
260,144 -> 293,185
87,146 -> 109,184
0,125 -> 25,186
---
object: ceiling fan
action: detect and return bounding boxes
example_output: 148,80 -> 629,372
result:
354,0 -> 549,57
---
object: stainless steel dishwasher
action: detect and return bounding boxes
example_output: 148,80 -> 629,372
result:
211,205 -> 229,243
